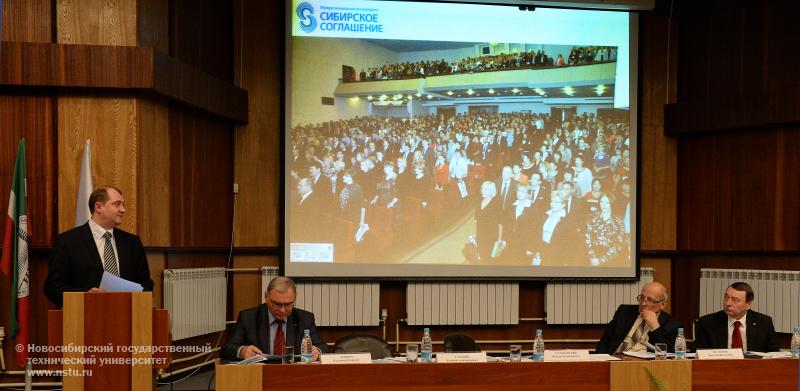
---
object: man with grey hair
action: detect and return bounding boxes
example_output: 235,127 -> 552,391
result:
595,282 -> 682,354
222,276 -> 330,361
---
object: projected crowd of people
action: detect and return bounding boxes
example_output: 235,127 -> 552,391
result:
351,46 -> 617,82
290,110 -> 631,267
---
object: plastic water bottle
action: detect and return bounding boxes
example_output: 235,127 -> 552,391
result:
300,329 -> 313,364
674,327 -> 687,360
532,329 -> 545,362
791,327 -> 800,359
421,328 -> 433,363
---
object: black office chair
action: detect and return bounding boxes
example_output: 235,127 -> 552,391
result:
444,333 -> 481,352
333,334 -> 393,359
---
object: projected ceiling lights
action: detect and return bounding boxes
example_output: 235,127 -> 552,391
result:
446,91 -> 454,96
467,89 -> 475,95
595,84 -> 607,96
534,88 -> 546,96
488,88 -> 495,94
367,95 -> 374,100
415,92 -> 422,97
511,88 -> 520,93
426,94 -> 433,99
407,94 -> 413,99
562,86 -> 575,96
379,94 -> 387,101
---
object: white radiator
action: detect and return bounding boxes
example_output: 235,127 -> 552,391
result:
699,268 -> 800,333
545,267 -> 654,325
260,266 -> 280,296
163,267 -> 227,341
261,268 -> 380,327
407,282 -> 519,325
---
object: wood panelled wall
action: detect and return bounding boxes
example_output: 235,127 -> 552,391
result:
666,0 -> 800,335
0,0 -> 237,373
15,0 -> 791,375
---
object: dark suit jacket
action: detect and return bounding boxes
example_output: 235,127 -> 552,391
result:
595,304 -> 683,354
495,179 -> 518,211
693,309 -> 779,352
291,191 -> 326,243
221,305 -> 331,360
44,222 -> 154,307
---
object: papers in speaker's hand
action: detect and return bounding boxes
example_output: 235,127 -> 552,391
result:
99,271 -> 143,292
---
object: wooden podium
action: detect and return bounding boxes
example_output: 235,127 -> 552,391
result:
48,292 -> 170,391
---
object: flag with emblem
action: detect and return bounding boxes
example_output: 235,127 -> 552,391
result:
1,139 -> 30,368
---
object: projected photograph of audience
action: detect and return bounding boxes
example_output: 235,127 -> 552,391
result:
288,38 -> 630,268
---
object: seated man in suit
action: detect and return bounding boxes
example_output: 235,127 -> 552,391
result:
595,282 -> 682,353
44,186 -> 154,307
694,281 -> 779,352
222,276 -> 331,361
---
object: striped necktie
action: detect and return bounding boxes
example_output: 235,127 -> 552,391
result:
102,231 -> 120,276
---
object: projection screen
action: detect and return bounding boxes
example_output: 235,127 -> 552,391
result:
285,0 -> 639,278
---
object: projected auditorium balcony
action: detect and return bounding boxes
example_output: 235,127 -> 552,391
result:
333,62 -> 617,99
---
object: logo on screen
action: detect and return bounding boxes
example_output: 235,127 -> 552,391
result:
296,2 -> 317,33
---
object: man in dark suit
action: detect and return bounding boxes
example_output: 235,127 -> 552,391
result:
496,166 -> 518,212
291,178 -> 326,243
694,282 -> 779,352
222,276 -> 330,360
596,282 -> 682,353
44,186 -> 154,307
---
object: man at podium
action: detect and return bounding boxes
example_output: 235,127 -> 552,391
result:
222,276 -> 330,360
44,186 -> 154,307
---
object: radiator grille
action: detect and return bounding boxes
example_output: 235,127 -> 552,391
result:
163,267 -> 227,340
545,268 -> 654,325
407,282 -> 519,325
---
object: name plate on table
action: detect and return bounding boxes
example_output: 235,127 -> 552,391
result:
320,353 -> 372,364
543,350 -> 591,362
435,352 -> 487,363
696,349 -> 745,360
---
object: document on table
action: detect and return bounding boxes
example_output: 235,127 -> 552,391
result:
99,271 -> 143,292
624,351 -> 696,359
749,351 -> 793,359
623,351 -> 654,359
588,354 -> 622,361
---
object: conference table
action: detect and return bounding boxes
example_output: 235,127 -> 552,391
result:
216,357 -> 800,390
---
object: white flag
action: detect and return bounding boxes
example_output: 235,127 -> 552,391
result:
75,140 -> 93,226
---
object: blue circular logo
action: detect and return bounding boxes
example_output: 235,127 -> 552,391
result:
296,2 -> 317,33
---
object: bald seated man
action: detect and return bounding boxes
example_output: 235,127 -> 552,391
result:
595,282 -> 683,354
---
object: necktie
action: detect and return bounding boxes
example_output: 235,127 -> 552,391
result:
617,317 -> 646,353
631,321 -> 644,345
273,320 -> 285,356
102,232 -> 119,276
731,320 -> 743,349
501,182 -> 508,204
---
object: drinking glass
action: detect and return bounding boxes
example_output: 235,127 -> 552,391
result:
509,345 -> 522,362
406,344 -> 418,363
654,343 -> 667,360
282,346 -> 295,364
